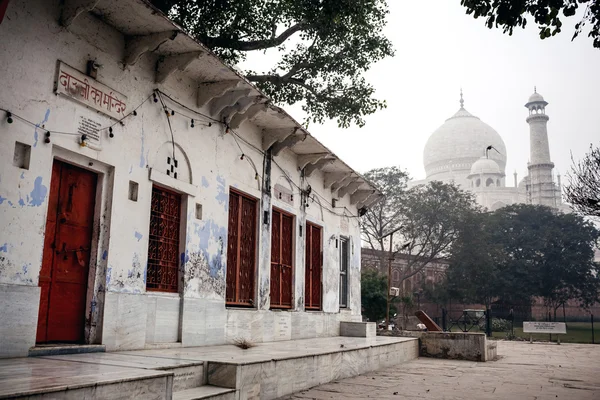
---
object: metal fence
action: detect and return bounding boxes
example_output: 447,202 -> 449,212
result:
422,302 -> 597,344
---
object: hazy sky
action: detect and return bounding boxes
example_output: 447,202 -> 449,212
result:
244,0 -> 600,185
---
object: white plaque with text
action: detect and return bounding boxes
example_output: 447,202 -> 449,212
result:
55,61 -> 128,120
77,116 -> 102,150
523,321 -> 567,334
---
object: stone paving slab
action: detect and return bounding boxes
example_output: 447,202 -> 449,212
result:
280,341 -> 600,399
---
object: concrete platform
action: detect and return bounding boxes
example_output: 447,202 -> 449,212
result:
281,341 -> 600,399
0,336 -> 418,400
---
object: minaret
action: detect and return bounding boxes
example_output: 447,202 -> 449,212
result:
525,88 -> 556,208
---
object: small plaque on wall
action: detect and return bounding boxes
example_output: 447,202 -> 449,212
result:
77,116 -> 102,150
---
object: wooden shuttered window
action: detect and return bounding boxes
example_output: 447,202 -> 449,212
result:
339,237 -> 349,308
226,190 -> 258,306
305,222 -> 322,310
270,208 -> 294,308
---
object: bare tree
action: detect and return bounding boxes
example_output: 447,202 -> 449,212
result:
565,145 -> 600,218
361,166 -> 479,289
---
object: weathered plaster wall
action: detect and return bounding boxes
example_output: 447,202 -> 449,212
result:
0,0 -> 363,357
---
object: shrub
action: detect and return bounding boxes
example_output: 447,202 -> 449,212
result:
491,318 -> 511,332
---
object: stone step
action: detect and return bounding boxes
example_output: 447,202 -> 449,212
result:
173,386 -> 236,400
40,352 -> 205,391
28,344 -> 106,357
206,337 -> 419,399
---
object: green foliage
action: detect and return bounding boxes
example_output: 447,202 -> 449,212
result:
151,0 -> 394,127
460,0 -> 600,48
490,318 -> 511,332
445,204 -> 600,311
361,269 -> 397,322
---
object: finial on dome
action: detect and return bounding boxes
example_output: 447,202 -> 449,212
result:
534,86 -> 537,93
460,88 -> 464,108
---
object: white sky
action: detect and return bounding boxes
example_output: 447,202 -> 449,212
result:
242,0 -> 600,185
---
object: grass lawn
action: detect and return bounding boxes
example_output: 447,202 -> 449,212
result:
491,322 -> 600,344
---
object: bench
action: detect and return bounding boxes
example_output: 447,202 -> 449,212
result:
523,321 -> 567,344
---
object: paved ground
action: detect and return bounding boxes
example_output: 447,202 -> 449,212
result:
280,341 -> 600,399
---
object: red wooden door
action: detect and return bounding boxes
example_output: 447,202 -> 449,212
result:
270,209 -> 294,308
37,160 -> 97,343
305,222 -> 322,310
226,190 -> 257,306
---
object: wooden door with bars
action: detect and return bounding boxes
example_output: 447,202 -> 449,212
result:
146,186 -> 181,293
226,190 -> 257,306
270,208 -> 294,309
305,222 -> 322,310
37,160 -> 97,343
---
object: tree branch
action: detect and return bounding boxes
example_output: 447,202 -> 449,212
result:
201,23 -> 308,51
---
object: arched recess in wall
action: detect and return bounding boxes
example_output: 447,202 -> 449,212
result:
392,268 -> 400,282
150,141 -> 193,185
486,178 -> 494,187
491,201 -> 507,211
476,178 -> 481,187
405,279 -> 412,293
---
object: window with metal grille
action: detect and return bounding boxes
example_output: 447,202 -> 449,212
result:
146,186 -> 181,293
339,237 -> 349,308
305,222 -> 322,310
270,208 -> 294,309
226,189 -> 258,307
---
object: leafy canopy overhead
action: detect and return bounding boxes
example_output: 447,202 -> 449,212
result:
151,0 -> 394,128
460,0 -> 600,48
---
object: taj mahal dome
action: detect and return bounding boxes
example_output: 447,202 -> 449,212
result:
409,89 -> 565,211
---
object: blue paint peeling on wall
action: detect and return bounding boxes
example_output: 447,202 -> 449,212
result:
34,109 -> 50,148
0,243 -> 8,252
215,175 -> 228,209
195,219 -> 227,278
106,266 -> 112,286
28,177 -> 48,207
0,196 -> 5,205
102,250 -> 108,260
20,172 -> 24,179
134,231 -> 143,241
18,196 -> 25,207
201,176 -> 210,188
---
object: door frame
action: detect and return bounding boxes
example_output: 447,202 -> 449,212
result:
46,147 -> 115,345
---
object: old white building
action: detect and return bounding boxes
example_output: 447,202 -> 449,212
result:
411,90 -> 565,211
0,0 -> 381,358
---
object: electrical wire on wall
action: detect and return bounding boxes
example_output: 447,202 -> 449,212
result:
2,88 -> 369,220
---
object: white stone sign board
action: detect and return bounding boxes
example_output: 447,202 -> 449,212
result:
523,321 -> 566,334
56,61 -> 127,120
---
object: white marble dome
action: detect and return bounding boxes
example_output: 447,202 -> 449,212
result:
528,92 -> 545,103
469,157 -> 501,175
423,106 -> 507,182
